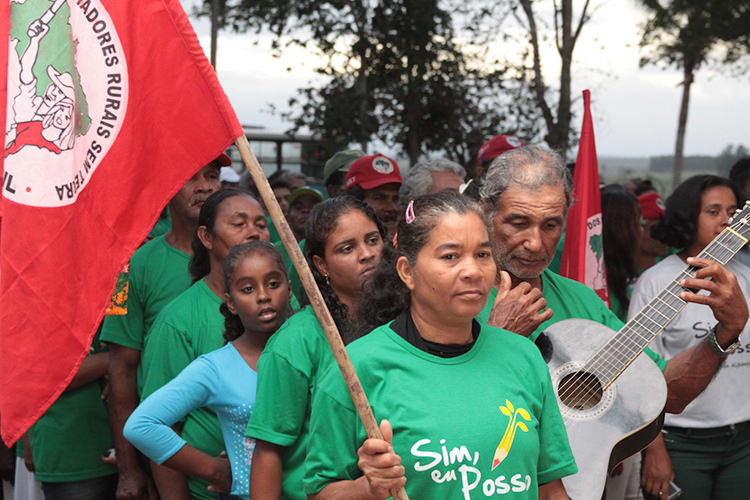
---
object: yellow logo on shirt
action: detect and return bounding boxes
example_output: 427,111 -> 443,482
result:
491,400 -> 531,470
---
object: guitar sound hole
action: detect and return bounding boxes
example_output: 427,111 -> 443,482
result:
558,371 -> 603,410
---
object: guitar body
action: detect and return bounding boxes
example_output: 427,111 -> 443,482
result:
541,319 -> 667,500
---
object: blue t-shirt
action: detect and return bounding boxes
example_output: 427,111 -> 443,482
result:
124,343 -> 257,499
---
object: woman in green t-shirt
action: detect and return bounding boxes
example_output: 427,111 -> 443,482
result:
247,196 -> 386,499
305,191 -> 576,499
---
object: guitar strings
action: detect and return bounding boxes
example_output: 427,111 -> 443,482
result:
589,229 -> 743,383
557,229 -> 742,412
556,226 -> 747,412
557,231 -> 732,403
557,233 -> 737,411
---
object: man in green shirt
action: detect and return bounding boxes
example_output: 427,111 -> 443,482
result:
476,145 -> 747,410
475,145 -> 748,498
101,158 -> 223,500
28,334 -> 116,498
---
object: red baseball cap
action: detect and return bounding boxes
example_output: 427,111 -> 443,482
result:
476,135 -> 526,167
215,152 -> 232,167
345,154 -> 402,190
638,192 -> 666,221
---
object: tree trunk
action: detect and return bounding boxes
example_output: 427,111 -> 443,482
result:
352,0 -> 370,152
673,58 -> 695,189
356,70 -> 369,153
519,0 -> 580,154
210,0 -> 219,69
405,0 -> 428,165
519,0 -> 555,138
554,0 -> 573,153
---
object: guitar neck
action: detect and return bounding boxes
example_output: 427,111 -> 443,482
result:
585,227 -> 748,388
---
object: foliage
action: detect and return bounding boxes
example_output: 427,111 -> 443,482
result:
639,0 -> 750,71
638,0 -> 750,187
717,144 -> 750,177
511,0 -> 593,154
195,0 -> 546,167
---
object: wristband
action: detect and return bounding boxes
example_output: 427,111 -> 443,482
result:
709,325 -> 740,355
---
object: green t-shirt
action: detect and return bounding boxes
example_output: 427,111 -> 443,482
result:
140,278 -> 226,500
100,235 -> 191,354
245,306 -> 334,500
148,209 -> 172,239
28,340 -> 116,482
305,322 -> 577,498
275,239 -> 306,306
477,269 -> 667,372
267,214 -> 280,245
547,231 -> 566,275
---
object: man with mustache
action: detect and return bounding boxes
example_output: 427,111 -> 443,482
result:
344,153 -> 403,238
475,145 -> 748,498
101,156 -> 225,500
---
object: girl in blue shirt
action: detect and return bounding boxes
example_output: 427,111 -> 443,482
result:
124,241 -> 292,499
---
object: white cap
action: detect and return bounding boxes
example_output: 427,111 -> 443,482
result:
219,166 -> 240,183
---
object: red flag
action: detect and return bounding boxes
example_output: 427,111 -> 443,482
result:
1,1 -> 8,215
1,0 -> 243,444
560,90 -> 609,305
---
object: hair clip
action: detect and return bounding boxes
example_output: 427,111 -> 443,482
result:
405,200 -> 416,224
392,232 -> 398,248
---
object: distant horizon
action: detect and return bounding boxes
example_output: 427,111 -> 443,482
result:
186,1 -> 750,160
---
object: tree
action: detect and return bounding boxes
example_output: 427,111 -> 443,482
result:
716,144 -> 749,177
511,0 -> 593,154
639,0 -> 750,188
195,0 -> 545,166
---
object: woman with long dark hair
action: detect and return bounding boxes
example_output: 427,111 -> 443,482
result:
601,186 -> 642,321
139,188 -> 270,500
630,175 -> 750,499
305,191 -> 576,499
247,196 -> 385,499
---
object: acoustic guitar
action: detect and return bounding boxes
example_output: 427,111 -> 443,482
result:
539,202 -> 750,499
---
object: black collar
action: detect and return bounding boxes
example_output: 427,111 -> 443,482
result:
390,310 -> 480,358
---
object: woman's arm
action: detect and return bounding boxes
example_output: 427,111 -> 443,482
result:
308,476 -> 376,500
149,460 -> 190,500
66,352 -> 109,391
640,434 -> 674,498
123,356 -> 223,489
249,440 -> 283,499
539,479 -> 568,500
160,445 -> 231,493
309,420 -> 405,500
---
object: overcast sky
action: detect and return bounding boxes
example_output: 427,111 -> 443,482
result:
186,1 -> 749,158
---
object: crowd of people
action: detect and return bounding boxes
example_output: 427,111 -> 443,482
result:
2,138 -> 750,500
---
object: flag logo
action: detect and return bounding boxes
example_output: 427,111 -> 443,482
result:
372,156 -> 395,174
5,0 -> 128,207
585,213 -> 605,291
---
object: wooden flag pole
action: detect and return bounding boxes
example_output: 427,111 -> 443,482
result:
235,135 -> 409,500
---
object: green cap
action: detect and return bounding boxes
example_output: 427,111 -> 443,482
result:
288,186 -> 324,206
323,149 -> 365,182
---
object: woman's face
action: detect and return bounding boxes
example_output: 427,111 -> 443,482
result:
225,252 -> 290,334
52,104 -> 72,130
201,194 -> 270,263
312,209 -> 383,307
692,185 -> 736,251
400,212 -> 496,325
